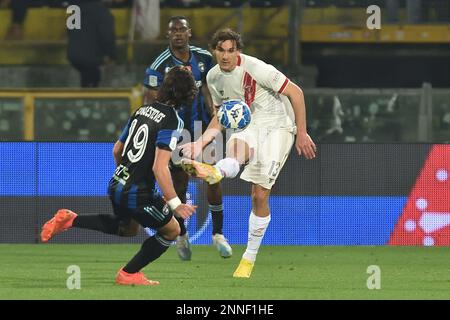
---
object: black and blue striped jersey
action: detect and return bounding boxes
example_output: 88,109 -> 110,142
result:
144,46 -> 214,134
108,102 -> 183,209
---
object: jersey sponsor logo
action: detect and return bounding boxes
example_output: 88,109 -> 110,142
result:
149,75 -> 158,87
113,164 -> 130,185
198,61 -> 205,73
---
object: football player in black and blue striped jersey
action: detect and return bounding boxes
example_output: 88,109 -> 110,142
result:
41,66 -> 198,285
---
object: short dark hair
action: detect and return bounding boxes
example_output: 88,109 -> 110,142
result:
157,66 -> 198,108
210,28 -> 244,51
168,15 -> 190,28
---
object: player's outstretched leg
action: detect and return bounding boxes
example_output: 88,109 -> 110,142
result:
180,159 -> 223,184
115,217 -> 180,286
40,209 -> 78,242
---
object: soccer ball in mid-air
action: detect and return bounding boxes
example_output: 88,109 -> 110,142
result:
217,99 -> 251,130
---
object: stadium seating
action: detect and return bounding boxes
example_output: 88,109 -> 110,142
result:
161,0 -> 205,8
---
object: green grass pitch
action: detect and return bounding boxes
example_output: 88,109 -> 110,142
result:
0,244 -> 449,299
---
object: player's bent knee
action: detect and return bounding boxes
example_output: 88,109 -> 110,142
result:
164,226 -> 180,241
159,218 -> 180,241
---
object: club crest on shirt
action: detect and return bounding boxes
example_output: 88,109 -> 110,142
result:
198,62 -> 205,73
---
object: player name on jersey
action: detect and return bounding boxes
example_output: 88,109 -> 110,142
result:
135,106 -> 166,123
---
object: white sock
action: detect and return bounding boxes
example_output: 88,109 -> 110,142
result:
214,158 -> 240,178
242,212 -> 271,262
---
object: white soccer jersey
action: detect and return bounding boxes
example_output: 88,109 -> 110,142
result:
207,53 -> 295,129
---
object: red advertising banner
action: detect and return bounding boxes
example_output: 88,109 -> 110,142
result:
389,145 -> 450,245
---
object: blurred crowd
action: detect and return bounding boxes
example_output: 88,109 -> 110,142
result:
0,0 -> 132,8
0,1 -> 128,40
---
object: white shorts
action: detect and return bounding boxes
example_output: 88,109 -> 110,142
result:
228,126 -> 295,189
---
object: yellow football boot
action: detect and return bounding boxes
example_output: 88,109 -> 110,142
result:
180,159 -> 223,185
233,258 -> 255,278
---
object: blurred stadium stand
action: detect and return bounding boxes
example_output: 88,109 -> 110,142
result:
0,87 -> 142,141
1,83 -> 449,143
0,1 -> 450,143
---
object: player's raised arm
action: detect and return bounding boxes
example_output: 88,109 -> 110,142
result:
178,72 -> 223,159
195,80 -> 222,152
178,111 -> 221,159
113,117 -> 133,166
196,69 -> 224,148
112,140 -> 124,167
179,75 -> 222,159
153,147 -> 196,219
281,82 -> 317,159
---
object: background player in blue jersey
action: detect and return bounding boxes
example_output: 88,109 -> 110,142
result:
40,66 -> 198,286
143,16 -> 232,260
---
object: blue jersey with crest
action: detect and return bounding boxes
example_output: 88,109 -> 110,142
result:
108,102 -> 183,209
144,46 -> 214,135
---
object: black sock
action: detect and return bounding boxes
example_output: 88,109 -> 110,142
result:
210,203 -> 224,235
123,234 -> 172,273
72,215 -> 120,235
175,193 -> 187,236
175,216 -> 187,236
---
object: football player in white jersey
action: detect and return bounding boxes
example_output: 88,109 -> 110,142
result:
180,29 -> 316,278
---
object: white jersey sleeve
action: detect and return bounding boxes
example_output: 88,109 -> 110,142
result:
245,56 -> 290,94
